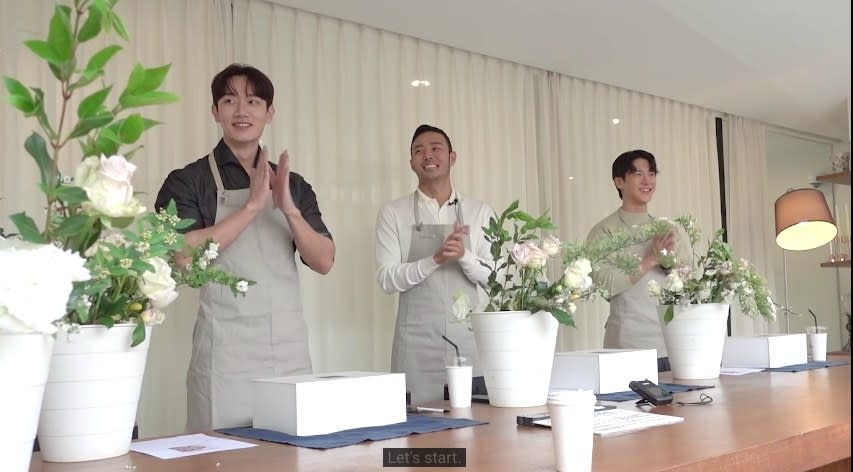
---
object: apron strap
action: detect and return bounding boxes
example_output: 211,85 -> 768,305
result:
207,151 -> 225,192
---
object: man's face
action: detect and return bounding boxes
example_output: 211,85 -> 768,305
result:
211,75 -> 274,146
410,131 -> 456,183
615,158 -> 656,206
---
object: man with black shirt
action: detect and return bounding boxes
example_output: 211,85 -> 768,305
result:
155,64 -> 334,431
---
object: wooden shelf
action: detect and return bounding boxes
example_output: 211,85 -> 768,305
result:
821,260 -> 851,268
816,171 -> 851,185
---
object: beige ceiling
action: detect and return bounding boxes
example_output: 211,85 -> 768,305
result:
269,0 -> 851,141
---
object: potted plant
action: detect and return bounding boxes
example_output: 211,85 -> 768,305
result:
453,200 -> 650,407
2,0 -> 250,463
647,216 -> 776,379
0,239 -> 89,472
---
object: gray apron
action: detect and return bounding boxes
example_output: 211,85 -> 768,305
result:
186,152 -> 312,432
603,238 -> 668,358
390,192 -> 480,404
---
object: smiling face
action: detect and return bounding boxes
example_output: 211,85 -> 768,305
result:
410,130 -> 456,184
211,75 -> 274,148
615,157 -> 656,211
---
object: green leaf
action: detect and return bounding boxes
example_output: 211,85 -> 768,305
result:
10,213 -> 46,243
47,5 -> 74,61
77,5 -> 103,42
55,214 -> 91,238
24,39 -> 62,65
118,113 -> 145,143
24,132 -> 53,187
664,305 -> 674,324
55,185 -> 89,204
122,64 -> 172,95
110,216 -> 135,229
119,90 -> 179,108
83,44 -> 122,78
3,77 -> 36,113
68,112 -> 114,138
77,86 -> 112,119
109,10 -> 130,41
549,308 -> 575,327
131,321 -> 146,347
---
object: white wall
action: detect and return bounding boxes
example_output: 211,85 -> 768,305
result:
765,131 -> 848,350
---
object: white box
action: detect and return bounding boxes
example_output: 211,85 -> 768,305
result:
549,349 -> 658,394
252,371 -> 406,436
722,334 -> 808,368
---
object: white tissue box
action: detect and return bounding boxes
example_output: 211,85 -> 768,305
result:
252,371 -> 406,436
721,334 -> 807,368
549,349 -> 658,394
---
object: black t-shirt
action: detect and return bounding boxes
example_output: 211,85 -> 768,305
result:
154,139 -> 332,242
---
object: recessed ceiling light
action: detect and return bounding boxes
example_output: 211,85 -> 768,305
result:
611,118 -> 620,125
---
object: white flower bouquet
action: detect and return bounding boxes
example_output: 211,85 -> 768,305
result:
454,200 -> 651,326
647,216 -> 777,324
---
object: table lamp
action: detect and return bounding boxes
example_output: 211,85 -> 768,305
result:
774,188 -> 838,332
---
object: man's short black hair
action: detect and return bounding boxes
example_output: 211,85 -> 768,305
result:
411,124 -> 453,153
211,64 -> 274,109
611,149 -> 658,199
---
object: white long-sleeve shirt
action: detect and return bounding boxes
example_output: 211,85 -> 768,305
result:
375,189 -> 495,294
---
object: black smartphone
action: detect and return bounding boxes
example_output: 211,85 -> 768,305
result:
628,379 -> 673,406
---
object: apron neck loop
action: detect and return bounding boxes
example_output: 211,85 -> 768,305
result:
207,150 -> 225,192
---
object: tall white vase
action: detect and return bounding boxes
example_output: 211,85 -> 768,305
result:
470,310 -> 559,407
658,303 -> 729,380
37,324 -> 152,462
0,333 -> 54,472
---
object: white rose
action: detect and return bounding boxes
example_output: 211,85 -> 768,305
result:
541,235 -> 561,257
563,258 -> 593,291
139,257 -> 178,309
451,292 -> 472,322
525,244 -> 548,269
75,154 -> 146,218
0,240 -> 90,334
236,280 -> 249,293
664,272 -> 684,292
648,280 -> 662,296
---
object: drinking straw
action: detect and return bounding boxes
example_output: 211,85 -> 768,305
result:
441,335 -> 462,366
808,309 -> 819,331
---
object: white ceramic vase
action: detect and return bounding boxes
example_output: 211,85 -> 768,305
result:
658,303 -> 729,380
470,310 -> 559,407
0,333 -> 54,472
37,324 -> 152,462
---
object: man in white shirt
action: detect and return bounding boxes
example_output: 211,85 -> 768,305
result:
375,124 -> 494,403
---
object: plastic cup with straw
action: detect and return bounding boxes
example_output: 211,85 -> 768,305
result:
441,335 -> 472,407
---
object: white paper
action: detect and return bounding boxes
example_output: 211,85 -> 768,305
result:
719,367 -> 764,376
534,408 -> 684,437
130,433 -> 257,459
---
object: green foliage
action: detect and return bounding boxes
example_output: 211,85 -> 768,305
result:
3,0 -> 249,346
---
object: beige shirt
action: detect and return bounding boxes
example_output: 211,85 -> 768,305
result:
586,208 -> 691,299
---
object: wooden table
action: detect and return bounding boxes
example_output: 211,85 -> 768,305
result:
29,364 -> 851,471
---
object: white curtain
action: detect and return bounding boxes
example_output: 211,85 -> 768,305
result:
725,116 -> 779,336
